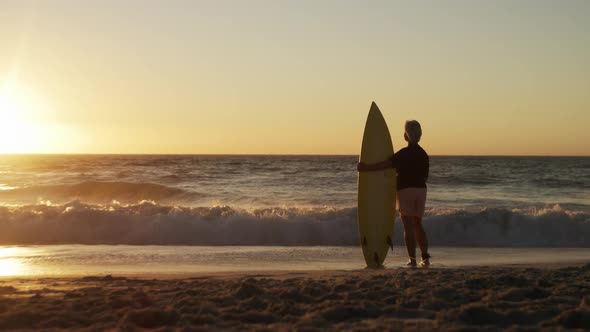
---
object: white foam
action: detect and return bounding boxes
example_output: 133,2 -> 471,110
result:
0,201 -> 588,246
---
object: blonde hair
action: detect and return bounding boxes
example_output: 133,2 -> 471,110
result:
405,120 -> 422,143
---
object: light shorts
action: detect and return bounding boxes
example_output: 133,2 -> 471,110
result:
397,188 -> 427,218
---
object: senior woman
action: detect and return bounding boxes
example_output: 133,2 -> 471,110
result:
357,120 -> 430,267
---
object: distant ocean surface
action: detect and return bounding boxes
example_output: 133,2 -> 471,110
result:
0,155 -> 588,247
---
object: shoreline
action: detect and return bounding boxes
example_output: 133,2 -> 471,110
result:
2,258 -> 590,282
3,246 -> 590,279
1,260 -> 588,281
1,262 -> 589,330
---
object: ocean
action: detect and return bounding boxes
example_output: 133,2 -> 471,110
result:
0,155 -> 588,275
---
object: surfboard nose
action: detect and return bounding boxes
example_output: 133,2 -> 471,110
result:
370,101 -> 379,112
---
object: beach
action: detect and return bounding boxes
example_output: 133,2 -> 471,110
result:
0,155 -> 588,330
2,0 -> 590,329
1,263 -> 589,330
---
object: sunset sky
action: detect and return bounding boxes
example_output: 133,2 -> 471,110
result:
0,0 -> 589,155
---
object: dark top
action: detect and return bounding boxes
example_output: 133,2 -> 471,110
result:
390,143 -> 429,190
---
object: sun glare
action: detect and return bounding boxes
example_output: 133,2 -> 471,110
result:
0,80 -> 49,153
0,248 -> 26,277
0,258 -> 25,276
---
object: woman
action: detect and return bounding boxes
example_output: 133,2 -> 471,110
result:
357,120 -> 430,267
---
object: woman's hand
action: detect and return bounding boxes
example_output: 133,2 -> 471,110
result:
357,159 -> 393,172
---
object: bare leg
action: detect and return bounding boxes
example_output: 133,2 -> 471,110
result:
413,217 -> 429,257
401,215 -> 416,260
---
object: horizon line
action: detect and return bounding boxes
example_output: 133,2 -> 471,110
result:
0,153 -> 588,158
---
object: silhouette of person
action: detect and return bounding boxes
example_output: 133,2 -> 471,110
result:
358,120 -> 430,267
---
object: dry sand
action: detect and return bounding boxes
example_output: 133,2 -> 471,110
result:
1,263 -> 590,331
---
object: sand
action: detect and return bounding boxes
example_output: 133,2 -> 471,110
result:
1,263 -> 590,331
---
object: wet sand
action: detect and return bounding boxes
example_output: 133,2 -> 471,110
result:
1,263 -> 589,331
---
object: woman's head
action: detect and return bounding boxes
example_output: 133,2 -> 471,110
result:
404,120 -> 422,144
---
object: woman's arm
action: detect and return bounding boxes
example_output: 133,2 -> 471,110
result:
357,159 -> 393,172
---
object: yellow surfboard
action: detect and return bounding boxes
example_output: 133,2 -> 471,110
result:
358,102 -> 396,268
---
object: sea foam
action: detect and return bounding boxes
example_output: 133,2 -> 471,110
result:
0,201 -> 588,247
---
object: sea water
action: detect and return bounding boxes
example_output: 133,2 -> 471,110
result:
0,155 -> 588,276
2,245 -> 590,277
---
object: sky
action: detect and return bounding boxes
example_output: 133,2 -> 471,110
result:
0,0 -> 589,155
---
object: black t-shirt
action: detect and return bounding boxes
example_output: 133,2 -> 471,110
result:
390,143 -> 429,190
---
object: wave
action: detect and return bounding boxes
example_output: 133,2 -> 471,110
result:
430,174 -> 501,186
530,177 -> 590,189
0,202 -> 588,247
0,181 -> 206,204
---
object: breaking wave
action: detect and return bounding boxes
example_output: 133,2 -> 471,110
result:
0,202 -> 588,247
0,181 -> 205,204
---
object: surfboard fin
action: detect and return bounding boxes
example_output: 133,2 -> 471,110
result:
386,236 -> 393,252
362,236 -> 367,247
373,252 -> 379,266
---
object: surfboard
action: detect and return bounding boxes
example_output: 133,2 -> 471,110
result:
358,102 -> 396,268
